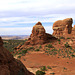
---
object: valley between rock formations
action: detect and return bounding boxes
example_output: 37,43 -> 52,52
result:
2,18 -> 75,75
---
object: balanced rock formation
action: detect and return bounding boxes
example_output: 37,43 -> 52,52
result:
25,22 -> 57,45
0,37 -> 34,75
52,18 -> 73,38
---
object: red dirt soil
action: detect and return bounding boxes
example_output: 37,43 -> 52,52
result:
19,52 -> 75,75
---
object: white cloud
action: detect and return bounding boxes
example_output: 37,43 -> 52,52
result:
0,13 -> 75,28
0,0 -> 75,12
0,26 -> 53,35
0,27 -> 32,35
0,0 -> 75,35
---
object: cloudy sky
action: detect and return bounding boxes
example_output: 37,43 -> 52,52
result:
0,0 -> 75,35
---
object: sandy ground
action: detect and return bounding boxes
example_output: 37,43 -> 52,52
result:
18,52 -> 75,75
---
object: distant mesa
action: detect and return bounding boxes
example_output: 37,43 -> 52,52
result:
0,36 -> 34,75
1,35 -> 29,40
24,22 -> 57,45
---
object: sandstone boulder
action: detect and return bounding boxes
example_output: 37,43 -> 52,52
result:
0,37 -> 34,75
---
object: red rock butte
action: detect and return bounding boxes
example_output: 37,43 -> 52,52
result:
52,18 -> 74,38
24,22 -> 57,45
0,37 -> 34,75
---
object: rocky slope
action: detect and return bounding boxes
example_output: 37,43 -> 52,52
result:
0,37 -> 34,75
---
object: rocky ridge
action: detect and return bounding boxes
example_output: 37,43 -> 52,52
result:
0,37 -> 34,75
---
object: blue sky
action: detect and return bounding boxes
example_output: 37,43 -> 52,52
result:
0,0 -> 75,35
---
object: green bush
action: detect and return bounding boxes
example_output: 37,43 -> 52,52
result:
3,40 -> 26,55
51,48 -> 57,51
64,42 -> 70,48
70,46 -> 72,49
18,56 -> 21,58
25,39 -> 28,41
63,67 -> 67,70
53,52 -> 57,55
50,72 -> 55,75
36,49 -> 40,51
57,39 -> 60,41
67,37 -> 70,39
22,50 -> 27,54
59,42 -> 60,44
18,52 -> 22,55
60,37 -> 65,39
41,66 -> 47,71
28,47 -> 34,50
45,45 -> 47,47
71,54 -> 75,57
47,44 -> 53,48
36,70 -> 45,75
47,66 -> 52,69
39,45 -> 42,49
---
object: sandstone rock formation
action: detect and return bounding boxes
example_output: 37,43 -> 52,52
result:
52,18 -> 73,38
0,37 -> 3,46
24,22 -> 57,45
0,37 -> 34,75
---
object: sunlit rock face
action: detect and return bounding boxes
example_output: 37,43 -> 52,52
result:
52,18 -> 73,38
25,22 -> 57,45
0,36 -> 34,75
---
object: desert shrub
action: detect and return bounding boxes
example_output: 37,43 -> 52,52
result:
18,52 -> 22,55
59,42 -> 60,44
71,54 -> 75,57
67,37 -> 70,39
4,42 -> 8,44
57,39 -> 60,41
47,66 -> 52,69
50,72 -> 55,75
73,49 -> 75,52
39,45 -> 42,49
9,49 -> 14,52
60,37 -> 65,39
36,70 -> 45,75
45,45 -> 47,47
18,56 -> 21,58
41,66 -> 47,71
69,46 -> 72,49
45,51 -> 48,53
28,47 -> 34,50
51,48 -> 57,51
36,49 -> 40,51
3,40 -> 26,54
64,42 -> 70,48
69,51 -> 72,54
47,44 -> 53,48
22,50 -> 27,54
25,39 -> 28,41
53,52 -> 57,55
63,67 -> 67,70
